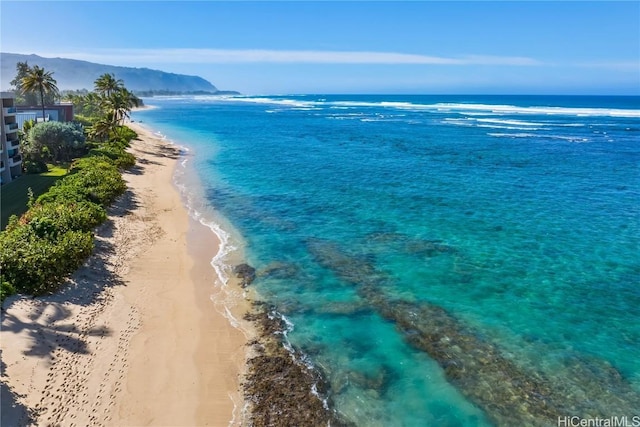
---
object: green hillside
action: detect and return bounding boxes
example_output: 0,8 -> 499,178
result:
1,52 -> 229,94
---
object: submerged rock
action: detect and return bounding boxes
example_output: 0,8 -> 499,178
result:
234,263 -> 256,287
306,237 -> 640,426
242,304 -> 354,427
258,261 -> 300,280
345,365 -> 394,397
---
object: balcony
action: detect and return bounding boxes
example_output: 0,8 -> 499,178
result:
4,123 -> 18,134
9,154 -> 22,167
3,107 -> 16,116
0,161 -> 5,172
8,138 -> 19,149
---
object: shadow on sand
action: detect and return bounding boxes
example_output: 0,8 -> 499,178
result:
0,188 -> 140,424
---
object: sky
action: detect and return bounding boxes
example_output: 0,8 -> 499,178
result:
1,1 -> 639,95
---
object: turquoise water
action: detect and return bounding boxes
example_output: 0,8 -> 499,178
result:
133,95 -> 640,426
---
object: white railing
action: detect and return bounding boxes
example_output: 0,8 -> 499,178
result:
4,123 -> 19,134
9,154 -> 22,167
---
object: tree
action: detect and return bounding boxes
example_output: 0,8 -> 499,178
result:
88,73 -> 139,137
20,65 -> 59,121
94,73 -> 124,97
88,115 -> 114,142
18,118 -> 35,148
25,121 -> 86,163
10,62 -> 39,105
89,87 -> 140,139
65,91 -> 103,118
105,88 -> 140,125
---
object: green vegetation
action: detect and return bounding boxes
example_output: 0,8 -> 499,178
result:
1,69 -> 141,302
9,61 -> 58,106
88,143 -> 136,170
0,165 -> 68,230
38,157 -> 127,206
22,121 -> 86,163
0,145 -> 133,299
0,225 -> 95,296
19,64 -> 60,120
1,281 -> 17,303
63,73 -> 141,142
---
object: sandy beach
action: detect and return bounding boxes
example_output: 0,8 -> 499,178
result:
1,123 -> 249,426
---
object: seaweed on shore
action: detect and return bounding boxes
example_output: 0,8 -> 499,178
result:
242,302 -> 354,427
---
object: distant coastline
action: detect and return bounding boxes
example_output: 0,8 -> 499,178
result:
1,52 -> 239,95
134,89 -> 241,97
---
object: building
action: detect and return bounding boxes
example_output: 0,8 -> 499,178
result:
1,92 -> 22,184
16,103 -> 74,128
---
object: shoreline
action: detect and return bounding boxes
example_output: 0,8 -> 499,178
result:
186,216 -> 253,424
1,122 -> 249,426
126,120 -> 348,426
112,122 -> 251,425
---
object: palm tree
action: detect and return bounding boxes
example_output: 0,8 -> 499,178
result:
89,115 -> 114,142
117,88 -> 140,123
20,65 -> 59,123
103,88 -> 140,125
94,73 -> 124,97
83,92 -> 104,118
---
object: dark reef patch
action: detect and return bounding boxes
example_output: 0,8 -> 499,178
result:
242,303 -> 354,427
234,263 -> 256,288
306,238 -> 640,426
257,261 -> 300,280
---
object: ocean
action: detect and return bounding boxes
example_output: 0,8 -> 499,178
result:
132,95 -> 640,426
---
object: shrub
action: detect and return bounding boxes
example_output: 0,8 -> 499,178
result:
0,88 -> 141,298
112,125 -> 138,145
70,158 -> 127,204
68,156 -> 114,173
17,201 -> 107,237
1,142 -> 125,297
25,121 -> 87,163
88,144 -> 136,169
1,281 -> 16,303
102,139 -> 128,150
0,226 -> 94,295
22,159 -> 49,174
35,177 -> 91,205
73,115 -> 94,128
37,157 -> 126,206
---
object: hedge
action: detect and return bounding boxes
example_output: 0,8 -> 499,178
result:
37,157 -> 127,207
0,227 -> 94,295
0,129 -> 137,300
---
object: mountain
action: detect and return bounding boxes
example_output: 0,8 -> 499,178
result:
1,53 -> 235,94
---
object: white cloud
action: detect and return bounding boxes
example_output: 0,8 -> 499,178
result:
42,48 -> 542,66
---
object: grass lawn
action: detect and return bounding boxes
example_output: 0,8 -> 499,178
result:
1,165 -> 69,230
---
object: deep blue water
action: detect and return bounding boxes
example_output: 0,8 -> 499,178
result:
133,95 -> 640,426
